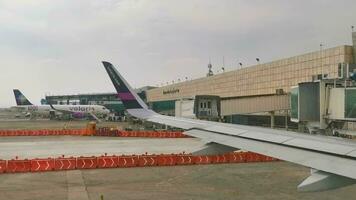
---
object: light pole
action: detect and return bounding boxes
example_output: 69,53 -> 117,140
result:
320,43 -> 323,78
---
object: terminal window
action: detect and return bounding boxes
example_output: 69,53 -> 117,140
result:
345,89 -> 356,118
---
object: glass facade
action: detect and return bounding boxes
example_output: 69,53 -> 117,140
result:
151,100 -> 175,112
345,89 -> 356,118
290,87 -> 299,121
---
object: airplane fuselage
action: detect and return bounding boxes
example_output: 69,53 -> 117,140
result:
11,105 -> 110,118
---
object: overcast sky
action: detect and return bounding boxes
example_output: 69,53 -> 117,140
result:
0,0 -> 356,107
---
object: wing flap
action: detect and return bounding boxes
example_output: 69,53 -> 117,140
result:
184,129 -> 356,180
283,138 -> 356,156
239,131 -> 293,143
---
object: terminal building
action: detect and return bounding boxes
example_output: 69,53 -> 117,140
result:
45,33 -> 356,131
146,33 -> 356,129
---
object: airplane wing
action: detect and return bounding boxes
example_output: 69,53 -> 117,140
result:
89,112 -> 102,123
102,61 -> 356,192
49,104 -> 68,115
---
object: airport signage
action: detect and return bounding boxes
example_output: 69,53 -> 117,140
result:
163,88 -> 180,95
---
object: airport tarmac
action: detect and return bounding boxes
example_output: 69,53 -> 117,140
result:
1,162 -> 356,200
0,136 -> 203,159
0,119 -> 129,130
0,119 -> 193,159
0,118 -> 355,199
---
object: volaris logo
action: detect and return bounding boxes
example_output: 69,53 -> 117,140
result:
69,106 -> 95,112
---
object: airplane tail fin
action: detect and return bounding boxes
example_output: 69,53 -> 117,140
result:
13,89 -> 32,106
102,61 -> 154,118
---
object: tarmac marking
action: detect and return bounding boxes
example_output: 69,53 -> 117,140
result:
66,170 -> 89,200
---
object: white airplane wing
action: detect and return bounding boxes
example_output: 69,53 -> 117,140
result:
102,61 -> 356,192
89,112 -> 102,123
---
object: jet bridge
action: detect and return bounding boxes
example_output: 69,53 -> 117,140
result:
291,63 -> 356,135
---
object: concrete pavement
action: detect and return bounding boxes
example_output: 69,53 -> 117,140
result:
0,162 -> 356,200
0,136 -> 204,159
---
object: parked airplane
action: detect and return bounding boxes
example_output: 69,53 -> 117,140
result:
102,61 -> 356,192
11,89 -> 110,120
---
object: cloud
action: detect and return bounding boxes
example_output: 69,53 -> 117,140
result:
0,0 -> 355,107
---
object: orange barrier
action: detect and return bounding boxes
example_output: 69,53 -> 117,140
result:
84,128 -> 191,138
0,152 -> 278,174
0,128 -> 189,138
76,156 -> 98,169
118,155 -> 139,168
138,155 -> 158,167
31,158 -> 55,172
97,156 -> 119,168
0,129 -> 88,136
7,159 -> 31,173
211,154 -> 229,164
114,130 -> 190,138
176,154 -> 194,165
228,152 -> 247,163
0,160 -> 6,173
194,155 -> 212,164
54,157 -> 76,171
95,128 -> 119,137
157,154 -> 177,166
